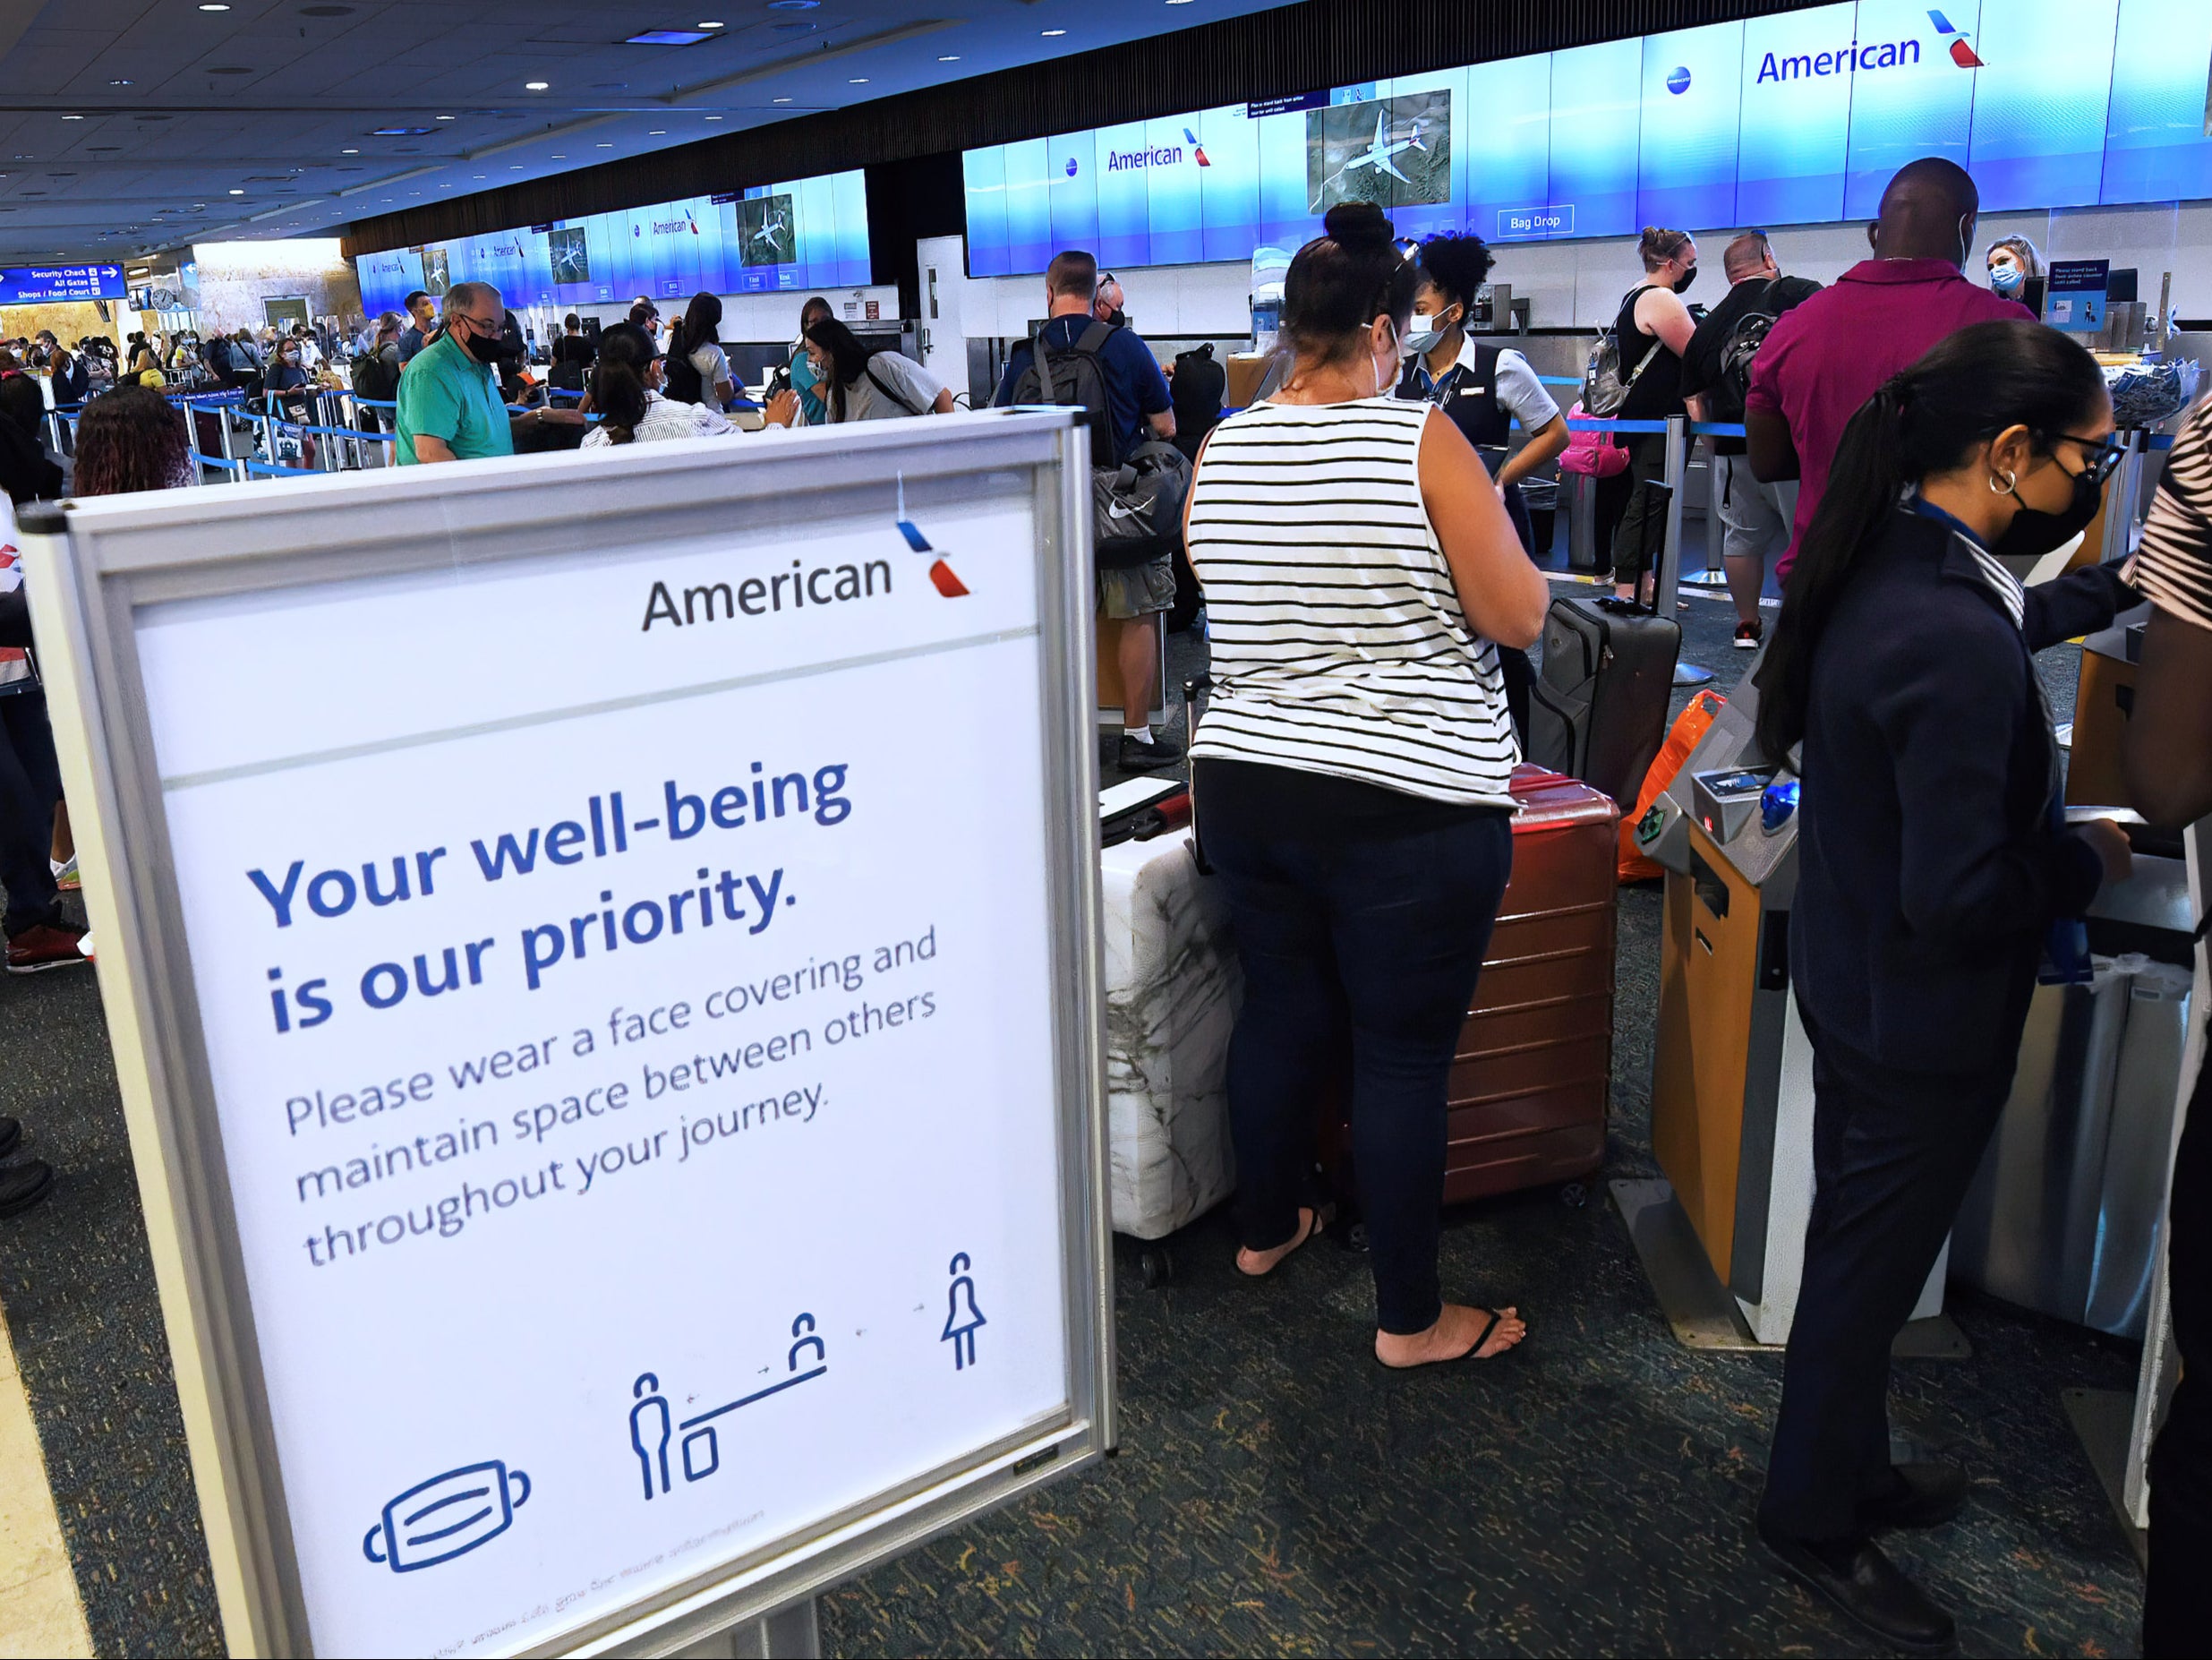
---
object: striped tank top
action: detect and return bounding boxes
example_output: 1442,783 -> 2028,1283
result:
1186,397 -> 1518,808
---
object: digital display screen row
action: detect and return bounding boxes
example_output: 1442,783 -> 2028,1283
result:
962,0 -> 2212,275
0,262 -> 127,305
354,170 -> 870,317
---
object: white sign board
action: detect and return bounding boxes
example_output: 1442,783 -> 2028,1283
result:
21,415 -> 1109,1657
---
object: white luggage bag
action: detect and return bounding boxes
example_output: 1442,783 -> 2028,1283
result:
1098,827 -> 1240,1243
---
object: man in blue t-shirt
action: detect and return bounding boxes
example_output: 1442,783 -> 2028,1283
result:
995,250 -> 1179,769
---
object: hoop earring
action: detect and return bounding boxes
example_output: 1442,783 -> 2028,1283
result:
1988,468 -> 2018,496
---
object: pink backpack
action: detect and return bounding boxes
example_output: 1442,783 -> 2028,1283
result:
1558,401 -> 1628,478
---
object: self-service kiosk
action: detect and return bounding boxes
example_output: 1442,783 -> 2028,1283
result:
1639,672 -> 1947,1346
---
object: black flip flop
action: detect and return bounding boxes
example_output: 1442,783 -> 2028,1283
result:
1234,1204 -> 1332,1279
1372,1306 -> 1516,1371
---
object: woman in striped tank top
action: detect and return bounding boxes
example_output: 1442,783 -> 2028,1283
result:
1184,202 -> 1549,1369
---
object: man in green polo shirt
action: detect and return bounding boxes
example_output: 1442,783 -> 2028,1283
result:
397,281 -> 581,464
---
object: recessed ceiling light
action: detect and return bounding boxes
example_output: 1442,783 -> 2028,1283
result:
648,129 -> 665,135
108,78 -> 133,86
228,188 -> 244,194
525,81 -> 549,90
435,114 -> 456,121
626,30 -> 711,46
596,141 -> 613,147
938,55 -> 960,61
698,20 -> 724,27
341,147 -> 358,154
198,4 -> 229,10
773,96 -> 791,102
61,114 -> 84,120
1042,29 -> 1066,37
550,154 -> 564,159
704,114 -> 722,120
848,77 -> 867,83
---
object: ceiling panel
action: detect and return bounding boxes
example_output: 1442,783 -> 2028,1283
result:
0,0 -> 1312,264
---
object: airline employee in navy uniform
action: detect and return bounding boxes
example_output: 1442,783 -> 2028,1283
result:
1398,235 -> 1567,745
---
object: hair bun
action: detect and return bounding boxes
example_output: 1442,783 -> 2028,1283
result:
1324,201 -> 1393,252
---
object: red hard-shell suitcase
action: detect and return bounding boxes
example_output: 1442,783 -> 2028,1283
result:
1321,765 -> 1617,1206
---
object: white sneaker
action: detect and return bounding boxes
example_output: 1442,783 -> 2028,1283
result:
51,856 -> 80,893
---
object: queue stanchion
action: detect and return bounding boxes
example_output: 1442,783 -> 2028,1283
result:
1660,412 -> 1714,689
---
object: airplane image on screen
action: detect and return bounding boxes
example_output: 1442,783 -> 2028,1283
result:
747,208 -> 790,259
740,192 -> 798,268
1326,108 -> 1431,193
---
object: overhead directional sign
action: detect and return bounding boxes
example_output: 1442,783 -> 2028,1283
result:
0,262 -> 126,304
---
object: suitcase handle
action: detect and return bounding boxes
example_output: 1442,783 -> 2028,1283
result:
1183,676 -> 1213,877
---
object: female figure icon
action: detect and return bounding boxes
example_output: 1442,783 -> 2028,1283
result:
943,1253 -> 986,1371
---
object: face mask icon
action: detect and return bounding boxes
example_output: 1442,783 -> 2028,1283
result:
363,1460 -> 532,1573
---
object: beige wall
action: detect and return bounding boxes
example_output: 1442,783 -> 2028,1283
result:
190,240 -> 363,336
0,299 -> 121,351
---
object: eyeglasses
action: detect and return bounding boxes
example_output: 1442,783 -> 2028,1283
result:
2050,432 -> 2126,485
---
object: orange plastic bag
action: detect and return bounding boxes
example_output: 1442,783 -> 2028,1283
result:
1618,689 -> 1724,882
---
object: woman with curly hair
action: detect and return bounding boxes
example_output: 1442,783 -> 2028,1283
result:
73,384 -> 193,497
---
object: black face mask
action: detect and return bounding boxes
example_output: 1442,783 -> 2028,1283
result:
1673,265 -> 1699,295
1992,463 -> 2104,561
461,326 -> 520,366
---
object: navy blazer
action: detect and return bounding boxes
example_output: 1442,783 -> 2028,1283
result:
1791,508 -> 2130,1074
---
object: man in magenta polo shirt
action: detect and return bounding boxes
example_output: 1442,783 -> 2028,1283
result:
1747,158 -> 2034,581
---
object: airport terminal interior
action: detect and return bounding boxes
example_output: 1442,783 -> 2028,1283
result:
0,2 -> 2208,1656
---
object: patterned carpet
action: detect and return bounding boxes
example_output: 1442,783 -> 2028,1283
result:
0,570 -> 2144,1657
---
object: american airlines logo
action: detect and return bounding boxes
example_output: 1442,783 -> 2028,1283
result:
1104,132 -> 1210,173
648,210 -> 702,236
1106,143 -> 1186,173
1754,10 -> 1981,84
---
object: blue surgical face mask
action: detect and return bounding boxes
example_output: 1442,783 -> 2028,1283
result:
1989,261 -> 2025,296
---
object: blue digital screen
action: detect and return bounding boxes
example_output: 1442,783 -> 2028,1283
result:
0,262 -> 126,304
354,170 -> 870,318
962,0 -> 2211,275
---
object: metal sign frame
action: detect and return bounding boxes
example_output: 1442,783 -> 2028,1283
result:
16,409 -> 1112,1658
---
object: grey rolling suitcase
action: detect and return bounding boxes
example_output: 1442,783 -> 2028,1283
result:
1563,470 -> 1603,572
1528,596 -> 1680,809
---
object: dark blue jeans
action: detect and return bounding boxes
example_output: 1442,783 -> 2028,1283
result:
1200,764 -> 1512,1334
2147,1034 -> 2210,1655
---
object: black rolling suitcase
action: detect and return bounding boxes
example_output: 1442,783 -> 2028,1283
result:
1527,597 -> 1678,809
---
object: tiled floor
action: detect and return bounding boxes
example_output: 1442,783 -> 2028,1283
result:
0,1313 -> 90,1659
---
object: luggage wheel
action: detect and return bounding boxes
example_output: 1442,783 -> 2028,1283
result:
1559,1181 -> 1589,1209
1137,1245 -> 1174,1289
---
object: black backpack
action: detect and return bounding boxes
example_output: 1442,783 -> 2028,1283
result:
1171,343 -> 1226,463
1706,278 -> 1805,425
1009,321 -> 1117,467
350,343 -> 400,402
